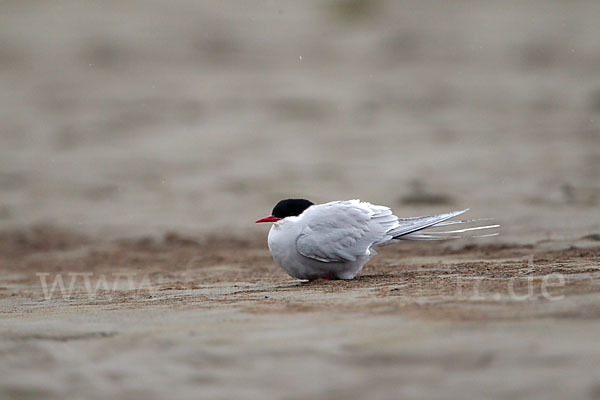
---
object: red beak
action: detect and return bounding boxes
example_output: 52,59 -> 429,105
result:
255,215 -> 280,223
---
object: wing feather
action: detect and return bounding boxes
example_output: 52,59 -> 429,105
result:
388,209 -> 469,238
296,200 -> 397,263
294,201 -> 498,260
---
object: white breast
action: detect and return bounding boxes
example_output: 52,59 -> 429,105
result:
268,218 -> 324,279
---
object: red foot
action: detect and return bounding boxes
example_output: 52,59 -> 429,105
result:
324,275 -> 331,281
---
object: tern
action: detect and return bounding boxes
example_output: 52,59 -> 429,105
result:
256,199 -> 498,280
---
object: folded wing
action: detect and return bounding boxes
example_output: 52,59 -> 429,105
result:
296,201 -> 500,261
296,200 -> 398,263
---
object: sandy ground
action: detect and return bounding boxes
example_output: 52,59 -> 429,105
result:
2,228 -> 600,399
1,0 -> 600,399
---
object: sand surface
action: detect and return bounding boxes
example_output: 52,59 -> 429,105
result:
2,229 -> 600,399
1,0 -> 600,399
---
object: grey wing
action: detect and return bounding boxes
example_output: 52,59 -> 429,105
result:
391,210 -> 500,240
388,209 -> 470,238
295,200 -> 399,263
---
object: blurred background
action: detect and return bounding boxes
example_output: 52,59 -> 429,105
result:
1,0 -> 599,241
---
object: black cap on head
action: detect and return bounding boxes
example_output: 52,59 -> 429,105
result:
272,199 -> 314,219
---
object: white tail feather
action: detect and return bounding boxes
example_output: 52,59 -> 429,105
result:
423,224 -> 500,235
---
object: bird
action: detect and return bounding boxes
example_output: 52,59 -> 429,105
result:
256,199 -> 499,280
